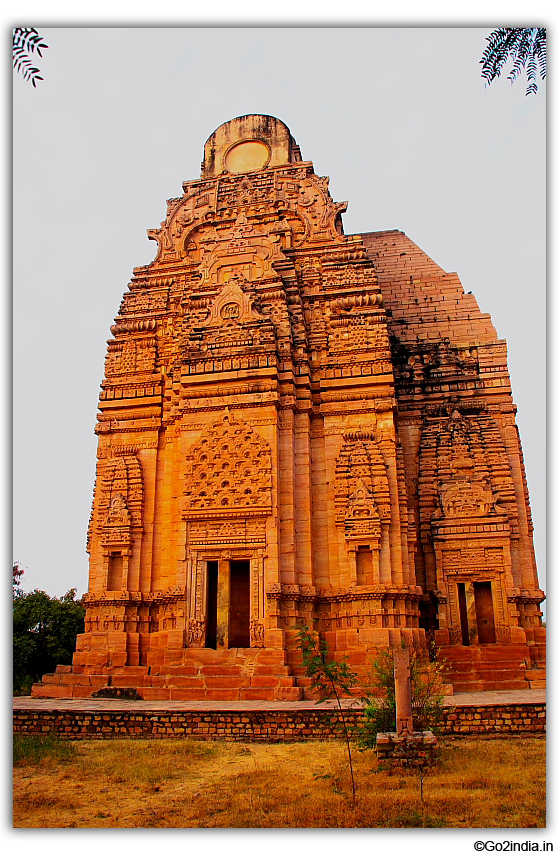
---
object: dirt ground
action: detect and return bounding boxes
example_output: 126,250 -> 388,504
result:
13,736 -> 545,828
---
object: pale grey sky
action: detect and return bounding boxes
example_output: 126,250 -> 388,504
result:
13,26 -> 546,602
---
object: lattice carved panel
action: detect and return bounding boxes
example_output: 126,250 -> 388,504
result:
184,413 -> 272,518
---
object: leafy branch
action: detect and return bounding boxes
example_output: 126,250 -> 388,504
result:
13,28 -> 49,87
355,646 -> 447,747
294,624 -> 358,802
480,27 -> 546,95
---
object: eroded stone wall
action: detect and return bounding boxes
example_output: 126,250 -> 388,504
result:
13,704 -> 546,741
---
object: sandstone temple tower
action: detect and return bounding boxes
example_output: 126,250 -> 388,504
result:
33,115 -> 545,701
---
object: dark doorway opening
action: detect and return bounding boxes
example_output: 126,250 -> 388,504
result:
206,561 -> 218,648
419,593 -> 440,657
474,581 -> 496,644
458,583 -> 470,646
229,560 -> 251,648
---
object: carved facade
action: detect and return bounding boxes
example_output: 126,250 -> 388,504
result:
33,115 -> 545,701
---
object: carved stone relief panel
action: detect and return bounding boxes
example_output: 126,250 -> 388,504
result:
184,412 -> 273,518
104,335 -> 158,377
188,519 -> 267,549
334,432 -> 391,532
439,480 -> 497,518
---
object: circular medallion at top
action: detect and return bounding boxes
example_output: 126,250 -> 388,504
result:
224,140 -> 271,173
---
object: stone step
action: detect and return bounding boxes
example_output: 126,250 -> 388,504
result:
525,668 -> 546,681
531,645 -> 547,663
525,667 -> 546,690
482,680 -> 529,691
31,683 -> 68,698
39,673 -> 61,685
110,666 -> 151,678
155,676 -> 205,689
293,675 -> 313,686
31,653 -> 303,701
182,648 -> 288,666
274,686 -> 303,701
438,644 -> 530,661
475,664 -> 527,675
448,679 -> 485,693
253,664 -> 291,676
149,665 -> 199,677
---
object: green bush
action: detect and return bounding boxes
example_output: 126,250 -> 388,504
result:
355,647 -> 446,748
13,564 -> 85,694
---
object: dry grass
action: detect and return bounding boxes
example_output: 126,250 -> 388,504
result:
13,735 -> 545,829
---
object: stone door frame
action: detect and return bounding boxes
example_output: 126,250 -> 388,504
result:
187,546 -> 265,648
443,572 -> 507,645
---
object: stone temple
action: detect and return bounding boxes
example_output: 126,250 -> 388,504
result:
33,115 -> 545,701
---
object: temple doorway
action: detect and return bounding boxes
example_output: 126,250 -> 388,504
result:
474,581 -> 496,644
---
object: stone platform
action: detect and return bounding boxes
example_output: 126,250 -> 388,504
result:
13,689 -> 545,741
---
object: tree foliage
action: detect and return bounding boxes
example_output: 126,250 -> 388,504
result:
296,624 -> 359,701
480,28 -> 546,95
355,647 -> 447,748
13,27 -> 48,87
13,564 -> 85,695
295,624 -> 358,802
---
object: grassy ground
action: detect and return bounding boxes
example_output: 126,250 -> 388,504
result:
13,734 -> 545,828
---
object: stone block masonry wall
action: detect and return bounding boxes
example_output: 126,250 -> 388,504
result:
13,704 -> 544,741
360,230 -> 499,347
376,731 -> 439,768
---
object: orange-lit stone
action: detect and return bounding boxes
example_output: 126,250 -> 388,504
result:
31,115 -> 544,702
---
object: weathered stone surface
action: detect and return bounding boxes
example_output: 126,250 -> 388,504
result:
376,731 -> 438,769
12,703 -> 545,741
31,115 -> 545,702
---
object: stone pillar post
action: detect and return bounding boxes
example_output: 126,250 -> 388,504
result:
379,523 -> 391,585
394,647 -> 414,736
216,559 -> 230,649
465,580 -> 478,644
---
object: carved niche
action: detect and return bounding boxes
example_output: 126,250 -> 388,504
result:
87,452 -> 144,594
334,432 -> 391,542
101,493 -> 132,549
250,619 -> 265,648
419,409 -> 517,538
196,212 -> 285,287
344,478 -> 381,538
200,276 -> 265,329
104,335 -> 158,377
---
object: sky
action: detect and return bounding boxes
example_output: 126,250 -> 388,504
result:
12,25 -> 546,602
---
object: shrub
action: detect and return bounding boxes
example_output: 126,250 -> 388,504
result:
13,567 -> 85,694
355,647 -> 446,748
294,624 -> 358,802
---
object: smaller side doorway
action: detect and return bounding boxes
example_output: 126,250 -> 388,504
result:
474,580 -> 496,644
